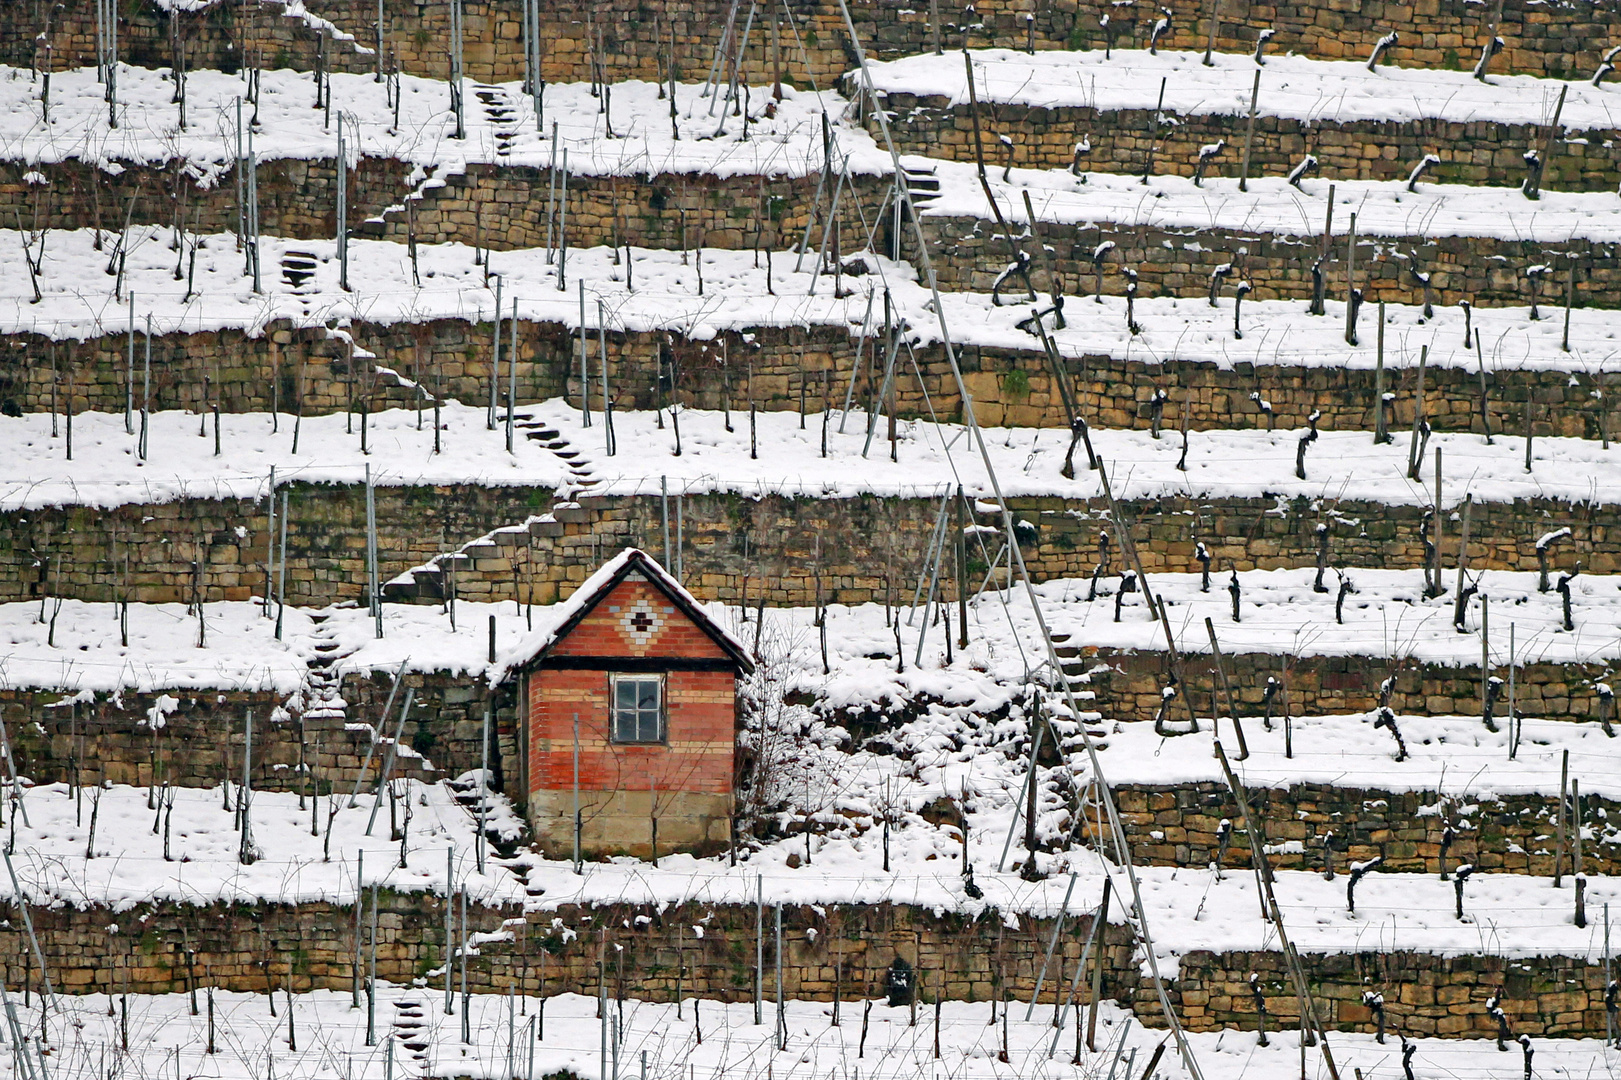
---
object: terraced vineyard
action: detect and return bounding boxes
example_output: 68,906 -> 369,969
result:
1,1 -> 1619,1079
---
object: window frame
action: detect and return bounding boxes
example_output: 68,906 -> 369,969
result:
609,672 -> 667,745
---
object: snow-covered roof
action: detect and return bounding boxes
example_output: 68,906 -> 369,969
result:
492,548 -> 755,680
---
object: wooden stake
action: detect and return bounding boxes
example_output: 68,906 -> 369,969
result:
1237,70 -> 1260,192
1343,211 -> 1359,345
1473,0 -> 1504,80
1373,301 -> 1389,442
962,51 -> 1032,297
1201,0 -> 1220,64
1453,494 -> 1473,629
1214,742 -> 1343,1080
1524,83 -> 1567,199
1085,880 -> 1112,1051
1562,264 -> 1575,352
1141,77 -> 1167,184
1555,749 -> 1569,885
1431,445 -> 1443,598
1406,345 -> 1428,480
771,6 -> 782,98
1524,395 -> 1534,471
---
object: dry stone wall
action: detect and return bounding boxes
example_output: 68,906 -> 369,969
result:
1107,778 -> 1621,876
348,162 -> 1617,316
1076,646 -> 1614,727
921,215 -> 1620,311
359,164 -> 881,261
1,0 -> 329,76
870,94 -> 1621,192
0,482 -> 557,607
0,157 -> 410,241
0,894 -> 1127,1006
0,157 -> 882,274
4,484 -> 1613,611
8,153 -> 1605,330
2,314 -> 1614,442
6,0 -> 1611,86
0,669 -> 518,796
0,896 -> 1611,1038
1171,948 -> 1605,1038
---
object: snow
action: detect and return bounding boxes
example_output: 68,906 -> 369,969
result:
1,67 -> 860,184
869,47 -> 1621,132
0,598 -> 314,693
8,396 -> 1621,513
9,986 -> 1621,1080
5,567 -> 1619,776
487,547 -> 751,681
0,596 -> 534,693
939,161 -> 1621,244
0,226 -> 1608,397
0,781 -> 524,909
5,25 -> 1621,1075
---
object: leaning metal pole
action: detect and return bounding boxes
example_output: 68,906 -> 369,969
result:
833,6 -> 1203,1075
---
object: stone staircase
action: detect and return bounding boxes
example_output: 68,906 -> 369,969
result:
472,85 -> 522,159
389,996 -> 430,1068
382,413 -> 621,605
296,614 -> 440,785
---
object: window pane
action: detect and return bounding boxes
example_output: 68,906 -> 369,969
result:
612,677 -> 662,742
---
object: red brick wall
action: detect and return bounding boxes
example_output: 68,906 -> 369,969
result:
526,577 -> 737,852
548,578 -> 732,664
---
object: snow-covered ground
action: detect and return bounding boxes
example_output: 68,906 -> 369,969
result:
11,59 -> 1615,264
5,397 -> 1618,511
2,710 -> 1616,960
931,161 -> 1621,245
868,47 -> 1619,131
5,21 -> 1621,1075
12,987 -> 1618,1080
0,228 -> 1607,383
0,68 -> 855,182
0,782 -> 524,908
11,62 -> 1617,250
3,564 -> 1614,699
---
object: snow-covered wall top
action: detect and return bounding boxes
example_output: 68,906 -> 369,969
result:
867,48 -> 1621,132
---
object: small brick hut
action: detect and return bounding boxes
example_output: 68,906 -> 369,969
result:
512,548 -> 753,859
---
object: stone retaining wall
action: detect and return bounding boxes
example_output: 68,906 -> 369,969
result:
921,215 -> 1619,311
1106,778 -> 1620,875
2,486 -> 1612,608
0,896 -> 1609,1039
0,157 -> 882,263
870,94 -> 1621,192
1171,948 -> 1603,1038
359,164 -> 882,262
2,313 -> 1614,443
0,157 -> 410,242
1078,646 -> 1614,727
5,0 -> 1609,86
347,161 -> 1620,317
0,669 -> 520,798
12,153 -> 1610,323
0,482 -> 556,607
3,0 -> 333,77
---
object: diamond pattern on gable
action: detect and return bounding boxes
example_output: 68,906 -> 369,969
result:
621,599 -> 664,645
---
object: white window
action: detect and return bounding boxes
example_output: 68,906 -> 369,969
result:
611,674 -> 664,743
